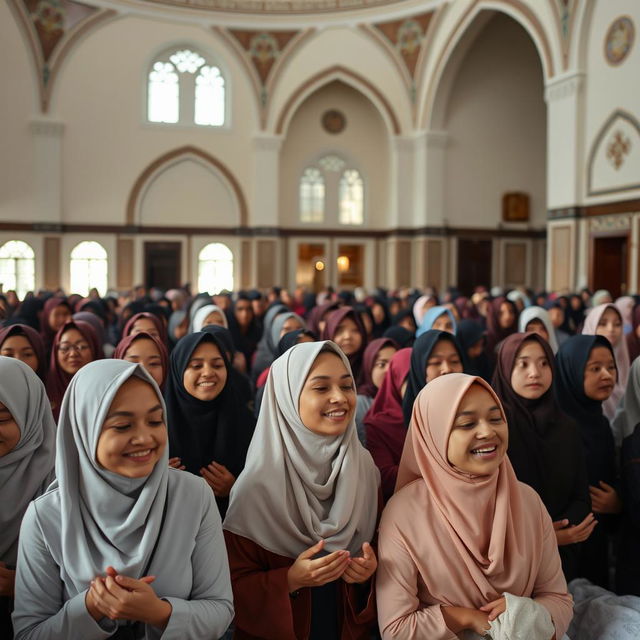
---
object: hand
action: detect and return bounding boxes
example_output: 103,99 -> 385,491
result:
0,562 -> 16,597
287,540 -> 350,593
553,514 -> 597,545
168,457 -> 185,470
589,482 -> 622,514
200,462 -> 235,497
342,542 -> 377,584
480,596 -> 506,621
441,606 -> 490,635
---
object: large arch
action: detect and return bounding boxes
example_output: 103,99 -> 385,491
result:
126,146 -> 248,227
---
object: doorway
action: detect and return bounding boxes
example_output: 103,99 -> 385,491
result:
296,243 -> 326,293
457,238 -> 492,295
337,244 -> 364,289
591,235 -> 629,298
144,242 -> 181,290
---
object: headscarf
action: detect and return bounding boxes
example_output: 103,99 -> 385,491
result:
122,312 -> 168,345
73,311 -> 107,346
412,295 -> 436,326
307,301 -> 340,336
275,329 -> 316,359
615,296 -> 635,332
556,335 -> 616,487
223,341 -> 380,558
485,297 -> 519,357
518,306 -> 559,353
14,297 -> 43,331
626,302 -> 640,363
0,323 -> 47,381
270,312 -> 306,354
416,306 -> 457,337
403,330 -> 463,427
456,319 -> 491,381
370,296 -> 392,338
191,304 -> 228,332
251,304 -> 288,376
358,337 -> 398,399
382,325 -> 415,349
53,360 -> 168,594
612,358 -> 640,449
224,296 -> 262,367
321,306 -> 367,381
582,303 -> 630,421
39,297 -> 71,352
46,320 -> 103,421
188,294 -> 214,331
113,331 -> 169,389
592,290 -> 613,307
0,357 -> 56,566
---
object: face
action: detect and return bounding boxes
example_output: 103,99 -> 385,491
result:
498,302 -> 516,329
510,340 -> 552,400
183,341 -> 227,401
0,401 -> 21,458
234,301 -> 253,328
431,312 -> 454,333
596,308 -> 622,347
132,318 -> 160,340
1,335 -> 39,373
204,311 -> 226,328
467,338 -> 484,359
57,328 -> 93,375
298,351 -> 356,437
280,316 -> 303,337
95,377 -> 166,478
360,313 -> 373,338
447,384 -> 508,476
371,346 -> 397,390
48,304 -> 71,332
548,307 -> 564,328
123,338 -> 164,388
371,304 -> 385,325
425,339 -> 463,382
583,346 -> 617,401
333,317 -> 362,356
524,318 -> 549,342
251,299 -> 265,317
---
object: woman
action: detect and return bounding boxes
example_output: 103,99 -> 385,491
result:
556,335 -> 620,588
484,297 -> 518,364
376,373 -> 573,639
122,312 -> 167,345
46,320 -> 102,421
356,338 -> 398,445
0,324 -> 47,381
12,359 -> 234,639
626,301 -> 640,363
518,307 -> 559,353
492,333 -> 593,582
0,357 -> 56,636
223,341 -> 380,639
114,332 -> 169,389
74,311 -> 114,358
364,348 -> 412,502
402,330 -> 464,428
321,307 -> 367,381
582,303 -> 630,421
191,304 -> 228,332
39,297 -> 72,353
415,306 -> 457,337
412,295 -> 437,327
456,319 -> 490,381
164,332 -> 255,518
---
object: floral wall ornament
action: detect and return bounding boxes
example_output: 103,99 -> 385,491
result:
605,16 -> 635,66
607,131 -> 631,169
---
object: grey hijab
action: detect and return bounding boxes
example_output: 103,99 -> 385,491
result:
224,341 -> 380,558
53,359 -> 169,594
269,312 -> 306,353
0,356 -> 56,565
612,357 -> 640,449
518,306 -> 559,353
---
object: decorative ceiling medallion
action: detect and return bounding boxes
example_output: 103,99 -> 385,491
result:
605,16 -> 634,65
607,131 -> 631,169
321,109 -> 346,134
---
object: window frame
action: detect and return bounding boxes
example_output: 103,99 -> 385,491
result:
197,242 -> 234,295
69,241 -> 108,297
0,240 -> 36,299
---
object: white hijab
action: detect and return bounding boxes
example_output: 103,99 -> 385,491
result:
53,359 -> 169,594
224,341 -> 380,558
0,357 -> 56,565
191,304 -> 228,332
612,358 -> 640,449
518,306 -> 559,353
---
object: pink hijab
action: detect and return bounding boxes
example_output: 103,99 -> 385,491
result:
377,373 -> 572,638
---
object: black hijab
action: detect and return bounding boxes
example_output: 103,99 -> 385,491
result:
456,319 -> 491,381
276,329 -> 316,358
225,295 -> 262,366
402,330 -> 463,427
383,325 -> 415,349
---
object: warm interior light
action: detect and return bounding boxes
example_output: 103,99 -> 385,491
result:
315,260 -> 325,271
337,255 -> 350,272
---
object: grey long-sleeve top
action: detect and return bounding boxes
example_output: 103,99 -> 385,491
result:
12,469 -> 234,640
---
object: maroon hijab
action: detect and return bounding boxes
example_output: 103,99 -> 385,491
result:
485,297 -> 519,358
358,337 -> 398,398
39,297 -> 72,352
122,312 -> 168,345
307,301 -> 340,335
320,306 -> 367,380
113,331 -> 169,389
0,323 -> 47,381
46,320 -> 103,421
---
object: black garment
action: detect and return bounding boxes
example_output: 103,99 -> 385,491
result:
309,581 -> 339,640
382,326 -> 415,349
0,595 -> 12,639
225,301 -> 262,373
164,331 -> 255,517
370,297 -> 392,338
456,319 -> 491,382
402,330 -> 463,427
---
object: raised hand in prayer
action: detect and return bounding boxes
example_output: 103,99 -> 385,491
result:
341,542 -> 377,584
0,561 -> 15,597
480,596 -> 507,621
168,457 -> 186,470
589,481 -> 622,514
286,539 -> 350,593
87,566 -> 172,628
200,461 -> 236,497
553,513 -> 597,545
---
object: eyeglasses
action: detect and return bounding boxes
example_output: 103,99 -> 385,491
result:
57,343 -> 90,354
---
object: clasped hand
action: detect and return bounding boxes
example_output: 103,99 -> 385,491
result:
200,461 -> 236,497
287,539 -> 377,593
85,566 -> 172,629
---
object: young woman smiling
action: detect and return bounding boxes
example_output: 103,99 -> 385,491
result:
114,332 -> 169,390
12,359 -> 234,639
376,374 -> 572,639
0,324 -> 47,381
321,307 -> 368,381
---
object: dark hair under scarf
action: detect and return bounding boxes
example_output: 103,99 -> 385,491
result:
113,331 -> 169,389
321,306 -> 367,382
402,330 -> 463,427
359,337 -> 398,399
164,332 -> 255,517
0,324 -> 47,381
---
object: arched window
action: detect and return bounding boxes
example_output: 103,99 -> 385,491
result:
299,168 -> 325,223
70,241 -> 108,296
198,243 -> 234,294
148,48 -> 226,127
339,169 -> 364,225
0,240 -> 35,299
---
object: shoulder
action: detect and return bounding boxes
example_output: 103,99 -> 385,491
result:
516,481 -> 549,522
167,469 -> 219,523
380,480 -> 427,529
21,486 -> 61,541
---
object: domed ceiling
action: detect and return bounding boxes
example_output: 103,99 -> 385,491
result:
138,0 -> 406,14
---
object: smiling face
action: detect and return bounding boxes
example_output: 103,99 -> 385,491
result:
57,328 -> 93,375
447,383 -> 508,476
298,351 -> 356,437
596,308 -> 622,347
131,317 -> 160,340
1,334 -> 39,373
583,345 -> 617,401
431,312 -> 454,333
510,339 -> 552,400
123,337 -> 164,388
182,341 -> 227,401
333,317 -> 362,356
48,304 -> 71,332
0,401 -> 20,458
95,377 -> 167,478
371,345 -> 397,390
425,339 -> 463,383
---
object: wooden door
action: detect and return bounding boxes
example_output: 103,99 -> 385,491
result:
591,235 -> 629,298
457,238 -> 492,296
144,242 -> 181,290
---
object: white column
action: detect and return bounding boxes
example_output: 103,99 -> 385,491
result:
30,119 -> 64,224
424,130 -> 449,228
251,134 -> 283,228
390,133 -> 424,228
